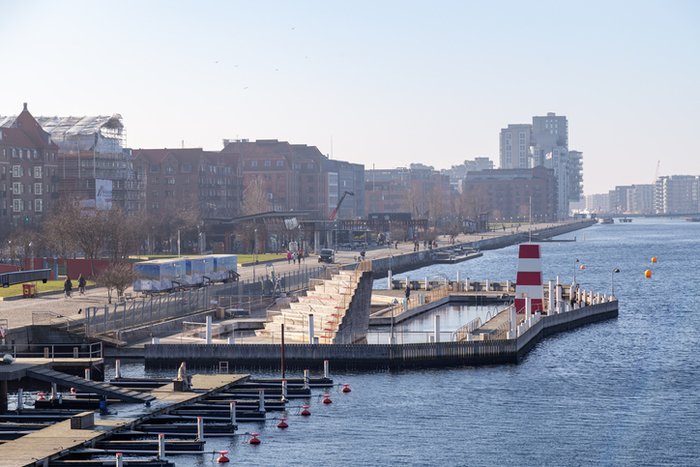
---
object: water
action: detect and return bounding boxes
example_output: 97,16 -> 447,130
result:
111,219 -> 700,466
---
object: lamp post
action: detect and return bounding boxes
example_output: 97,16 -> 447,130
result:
573,258 -> 580,285
611,267 -> 620,296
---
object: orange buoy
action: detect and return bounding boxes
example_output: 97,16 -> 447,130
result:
341,383 -> 351,393
644,269 -> 652,279
277,417 -> 288,429
249,433 -> 261,445
322,393 -> 332,404
579,264 -> 586,270
651,256 -> 657,263
217,451 -> 230,463
300,405 -> 311,416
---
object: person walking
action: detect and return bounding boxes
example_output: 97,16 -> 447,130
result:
64,277 -> 73,298
77,274 -> 86,295
405,283 -> 411,301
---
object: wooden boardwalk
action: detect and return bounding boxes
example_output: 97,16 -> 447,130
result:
0,374 -> 248,467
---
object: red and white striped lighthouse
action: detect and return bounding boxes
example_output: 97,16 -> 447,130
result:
515,243 -> 544,314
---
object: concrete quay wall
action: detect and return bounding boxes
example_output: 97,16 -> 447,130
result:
143,297 -> 617,370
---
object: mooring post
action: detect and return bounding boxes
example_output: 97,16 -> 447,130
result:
387,269 -> 392,289
323,359 -> 330,379
509,305 -> 516,338
84,368 -> 91,381
157,433 -> 165,459
230,401 -> 237,429
555,276 -> 562,313
205,316 -> 213,344
281,379 -> 288,402
196,416 -> 204,440
280,323 -> 286,380
115,359 -> 121,379
303,369 -> 310,390
51,382 -> 57,400
525,296 -> 532,322
258,389 -> 265,413
17,388 -> 23,412
433,315 -> 440,343
548,281 -> 554,313
308,314 -> 314,344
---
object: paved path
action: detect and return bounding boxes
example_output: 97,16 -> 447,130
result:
0,222 -> 565,330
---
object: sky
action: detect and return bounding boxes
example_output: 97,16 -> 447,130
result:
1,0 -> 699,195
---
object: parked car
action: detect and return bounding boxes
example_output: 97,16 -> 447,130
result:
318,248 -> 336,263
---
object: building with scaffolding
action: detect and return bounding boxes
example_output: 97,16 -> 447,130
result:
2,113 -> 142,213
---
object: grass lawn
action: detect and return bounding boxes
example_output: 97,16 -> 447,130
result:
0,280 -> 95,298
236,253 -> 286,264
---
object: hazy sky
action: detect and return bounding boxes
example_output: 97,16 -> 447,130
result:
1,0 -> 698,195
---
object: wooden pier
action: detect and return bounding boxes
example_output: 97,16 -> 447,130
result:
0,373 -> 247,467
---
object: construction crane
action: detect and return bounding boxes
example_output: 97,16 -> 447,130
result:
653,160 -> 661,183
329,191 -> 354,221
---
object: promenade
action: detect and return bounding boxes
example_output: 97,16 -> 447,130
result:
0,221 -> 582,331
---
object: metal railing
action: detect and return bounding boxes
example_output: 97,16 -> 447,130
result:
0,341 -> 103,360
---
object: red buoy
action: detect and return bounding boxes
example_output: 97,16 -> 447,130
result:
249,433 -> 261,445
341,383 -> 351,393
277,417 -> 288,429
217,451 -> 230,463
300,405 -> 311,416
322,393 -> 332,404
37,392 -> 46,401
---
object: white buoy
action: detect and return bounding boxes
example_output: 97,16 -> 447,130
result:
308,314 -> 315,344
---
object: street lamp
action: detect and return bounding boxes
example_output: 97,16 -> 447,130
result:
573,258 -> 580,285
611,267 -> 620,296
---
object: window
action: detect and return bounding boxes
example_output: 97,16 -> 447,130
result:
264,160 -> 271,167
34,183 -> 42,195
12,182 -> 22,195
12,199 -> 22,212
166,165 -> 175,174
35,199 -> 42,212
34,166 -> 42,178
181,163 -> 192,173
276,160 -> 284,167
12,165 -> 21,177
250,160 -> 258,168
33,150 -> 38,159
166,178 -> 175,185
150,164 -> 160,173
11,148 -> 17,158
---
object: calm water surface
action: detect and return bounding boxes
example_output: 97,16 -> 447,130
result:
114,218 -> 700,466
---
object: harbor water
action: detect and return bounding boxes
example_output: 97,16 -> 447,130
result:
113,218 -> 699,466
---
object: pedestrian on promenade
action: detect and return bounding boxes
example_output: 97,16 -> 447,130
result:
287,251 -> 292,264
405,283 -> 411,300
64,277 -> 73,298
78,274 -> 86,295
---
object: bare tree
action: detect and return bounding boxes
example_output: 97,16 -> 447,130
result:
94,262 -> 135,304
242,176 -> 272,215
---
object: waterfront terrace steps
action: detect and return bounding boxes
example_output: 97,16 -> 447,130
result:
256,268 -> 363,343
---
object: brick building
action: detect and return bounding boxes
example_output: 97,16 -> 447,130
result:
462,166 -> 557,222
221,139 -> 364,220
0,104 -> 60,233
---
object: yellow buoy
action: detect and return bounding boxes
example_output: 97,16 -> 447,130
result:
651,256 -> 657,263
644,269 -> 652,279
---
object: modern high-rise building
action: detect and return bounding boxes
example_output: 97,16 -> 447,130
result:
499,124 -> 532,169
531,112 -> 568,167
655,175 -> 699,214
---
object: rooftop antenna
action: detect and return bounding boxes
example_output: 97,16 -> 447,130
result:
330,135 -> 333,159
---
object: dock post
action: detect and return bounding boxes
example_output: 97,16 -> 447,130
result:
323,359 -> 330,379
548,281 -> 554,314
84,368 -> 91,381
258,389 -> 265,413
485,279 -> 490,291
157,433 -> 165,459
556,276 -> 562,313
456,271 -> 461,291
17,388 -> 23,412
196,416 -> 204,440
308,314 -> 315,344
51,382 -> 57,400
424,277 -> 428,290
525,297 -> 532,321
205,316 -> 213,344
433,315 -> 441,343
281,379 -> 288,402
230,401 -> 237,428
115,452 -> 123,467
303,369 -> 310,389
115,359 -> 121,379
387,269 -> 392,289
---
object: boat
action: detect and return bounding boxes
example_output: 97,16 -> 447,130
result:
686,217 -> 700,222
598,217 -> 614,225
432,249 -> 483,264
618,217 -> 633,223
